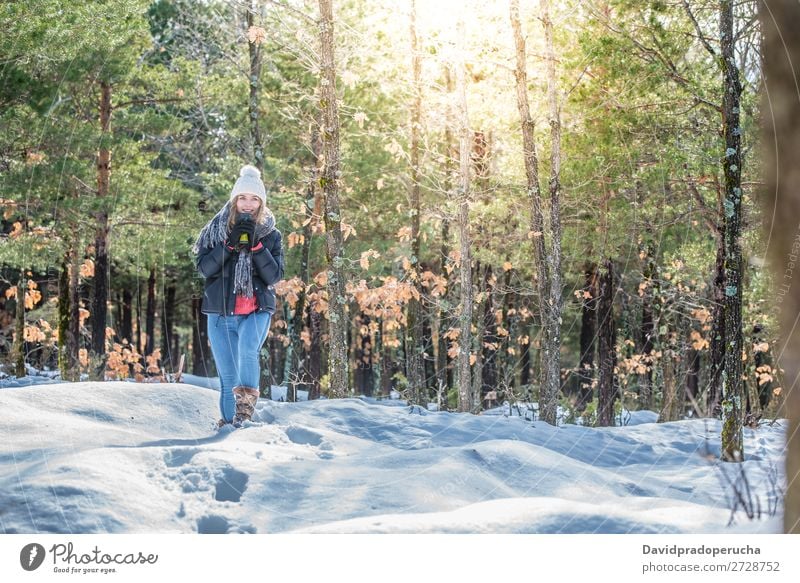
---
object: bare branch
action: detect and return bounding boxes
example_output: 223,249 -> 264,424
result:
564,63 -> 592,100
70,175 -> 97,195
264,0 -> 317,26
681,173 -> 721,240
596,14 -> 721,114
734,11 -> 760,43
681,0 -> 717,59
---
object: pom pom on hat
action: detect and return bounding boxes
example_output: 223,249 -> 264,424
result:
230,164 -> 267,204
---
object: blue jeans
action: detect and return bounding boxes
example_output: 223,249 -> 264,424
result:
207,312 -> 272,422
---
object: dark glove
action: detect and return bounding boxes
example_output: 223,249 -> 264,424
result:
226,214 -> 256,251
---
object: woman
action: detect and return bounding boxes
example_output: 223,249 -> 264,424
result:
193,164 -> 284,428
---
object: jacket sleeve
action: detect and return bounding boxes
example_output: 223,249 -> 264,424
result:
196,243 -> 233,278
252,230 -> 284,286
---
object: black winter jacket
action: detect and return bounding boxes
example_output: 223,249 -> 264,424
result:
196,228 -> 284,315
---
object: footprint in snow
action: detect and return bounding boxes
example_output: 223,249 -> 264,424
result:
214,466 -> 249,502
284,426 -> 335,458
164,448 -> 199,468
196,514 -> 257,534
285,426 -> 323,446
196,514 -> 230,534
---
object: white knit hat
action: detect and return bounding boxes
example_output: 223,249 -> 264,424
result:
230,164 -> 267,204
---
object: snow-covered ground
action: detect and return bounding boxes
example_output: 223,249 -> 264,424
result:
0,379 -> 786,534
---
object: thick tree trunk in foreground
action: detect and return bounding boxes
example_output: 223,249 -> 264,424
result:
760,0 -> 800,534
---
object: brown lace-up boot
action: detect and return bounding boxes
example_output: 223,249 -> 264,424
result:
232,386 -> 259,427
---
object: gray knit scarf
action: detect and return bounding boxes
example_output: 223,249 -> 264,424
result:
193,202 -> 276,298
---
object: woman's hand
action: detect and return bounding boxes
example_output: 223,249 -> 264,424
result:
227,215 -> 256,250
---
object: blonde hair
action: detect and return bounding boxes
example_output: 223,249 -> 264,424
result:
227,197 -> 266,230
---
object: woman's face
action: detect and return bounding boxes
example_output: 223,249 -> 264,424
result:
235,194 -> 261,216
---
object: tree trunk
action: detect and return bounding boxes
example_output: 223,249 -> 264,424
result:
113,289 -> 122,343
287,278 -> 310,400
499,262 -> 516,394
287,124 -> 320,401
751,324 -> 775,411
708,235 -> 725,415
436,220 -> 452,396
308,307 -> 322,400
91,80 -> 112,369
70,243 -> 81,375
576,262 -> 597,412
246,3 -> 268,392
720,0 -> 744,462
161,282 -> 176,371
540,0 -> 564,425
12,277 -> 26,377
136,284 -> 143,356
482,266 -> 499,399
759,0 -> 800,533
355,312 -> 374,396
686,347 -> 701,416
377,317 -> 392,396
520,319 -> 533,390
511,0 -> 560,424
455,17 -> 473,413
471,264 -> 487,411
437,66 -> 456,398
246,0 -> 273,392
318,0 -> 349,398
58,245 -> 80,381
145,268 -> 156,358
57,253 -> 70,378
597,259 -> 617,427
404,0 -> 426,405
640,239 -> 656,410
246,1 -> 264,170
120,287 -> 133,346
269,311 -> 284,387
423,296 -> 436,393
658,355 -> 678,423
191,295 -> 211,376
